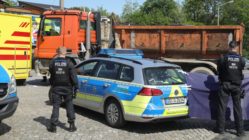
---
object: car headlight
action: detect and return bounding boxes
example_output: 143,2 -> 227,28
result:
8,75 -> 17,94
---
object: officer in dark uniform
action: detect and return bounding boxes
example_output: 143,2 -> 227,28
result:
47,46 -> 78,133
216,41 -> 245,137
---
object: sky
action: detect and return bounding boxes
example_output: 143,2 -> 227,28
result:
19,0 -> 145,15
19,0 -> 184,15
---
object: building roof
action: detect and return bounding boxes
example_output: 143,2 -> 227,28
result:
18,0 -> 60,10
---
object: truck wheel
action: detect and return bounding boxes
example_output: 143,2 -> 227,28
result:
191,67 -> 215,75
104,99 -> 125,128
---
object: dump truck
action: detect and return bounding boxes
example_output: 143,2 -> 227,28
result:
35,9 -> 245,76
0,12 -> 32,84
113,25 -> 244,75
34,10 -> 101,76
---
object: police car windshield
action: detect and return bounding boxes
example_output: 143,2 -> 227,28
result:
143,67 -> 186,85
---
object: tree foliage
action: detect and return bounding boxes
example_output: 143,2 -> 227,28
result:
69,6 -> 112,17
183,0 -> 221,25
121,0 -> 184,25
69,6 -> 93,12
96,6 -> 110,17
4,0 -> 17,6
121,0 -> 140,24
222,0 -> 249,57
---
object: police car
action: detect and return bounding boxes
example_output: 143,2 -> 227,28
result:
74,49 -> 189,127
0,64 -> 18,122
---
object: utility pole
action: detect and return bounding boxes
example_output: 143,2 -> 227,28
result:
60,0 -> 64,10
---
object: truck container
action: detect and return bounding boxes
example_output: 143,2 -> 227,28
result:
113,25 -> 244,75
0,12 -> 32,84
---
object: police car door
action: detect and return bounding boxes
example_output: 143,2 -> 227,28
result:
74,60 -> 99,107
94,61 -> 121,103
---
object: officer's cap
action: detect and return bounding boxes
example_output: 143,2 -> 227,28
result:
229,41 -> 238,49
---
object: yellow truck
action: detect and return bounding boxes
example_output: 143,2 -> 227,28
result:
0,12 -> 32,84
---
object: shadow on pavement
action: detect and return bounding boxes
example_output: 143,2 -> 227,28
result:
74,105 -> 106,124
74,105 -> 213,133
26,79 -> 50,87
33,116 -> 68,131
122,118 -> 216,134
74,105 -> 249,135
0,122 -> 11,136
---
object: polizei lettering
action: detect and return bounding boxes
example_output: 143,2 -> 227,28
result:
54,62 -> 67,67
228,57 -> 239,62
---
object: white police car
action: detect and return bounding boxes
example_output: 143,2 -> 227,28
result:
0,64 -> 18,122
74,49 -> 189,127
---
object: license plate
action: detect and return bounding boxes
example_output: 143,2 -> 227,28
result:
165,97 -> 186,105
0,89 -> 4,92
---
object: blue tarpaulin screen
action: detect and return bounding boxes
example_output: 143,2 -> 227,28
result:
187,73 -> 249,121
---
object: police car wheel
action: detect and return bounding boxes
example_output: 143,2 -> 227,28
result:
105,99 -> 125,128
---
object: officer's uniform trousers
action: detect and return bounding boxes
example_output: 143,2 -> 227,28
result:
217,82 -> 243,132
50,86 -> 75,125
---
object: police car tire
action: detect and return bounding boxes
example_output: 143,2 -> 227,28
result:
104,99 -> 125,128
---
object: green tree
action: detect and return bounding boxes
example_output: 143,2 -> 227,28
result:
183,0 -> 222,25
69,6 -> 111,17
4,0 -> 17,6
96,6 -> 110,17
121,0 -> 140,24
69,6 -> 93,12
221,0 -> 249,57
122,0 -> 184,25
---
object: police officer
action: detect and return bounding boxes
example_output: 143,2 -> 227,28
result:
216,41 -> 245,136
47,46 -> 78,133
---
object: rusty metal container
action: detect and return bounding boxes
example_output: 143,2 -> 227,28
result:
114,25 -> 244,59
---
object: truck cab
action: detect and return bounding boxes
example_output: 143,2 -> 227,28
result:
34,10 -> 101,76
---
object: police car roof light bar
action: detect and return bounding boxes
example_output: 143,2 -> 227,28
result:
96,49 -> 143,65
95,54 -> 143,65
98,49 -> 144,59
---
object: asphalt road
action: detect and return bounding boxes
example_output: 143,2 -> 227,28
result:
0,75 -> 249,140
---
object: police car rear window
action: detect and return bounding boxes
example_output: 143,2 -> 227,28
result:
143,67 -> 186,85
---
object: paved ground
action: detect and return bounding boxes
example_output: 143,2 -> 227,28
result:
0,75 -> 249,140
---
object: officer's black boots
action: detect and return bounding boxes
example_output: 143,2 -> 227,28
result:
47,124 -> 57,133
237,131 -> 245,137
213,127 -> 225,135
69,122 -> 77,132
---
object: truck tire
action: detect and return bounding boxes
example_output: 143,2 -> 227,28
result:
190,67 -> 215,75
